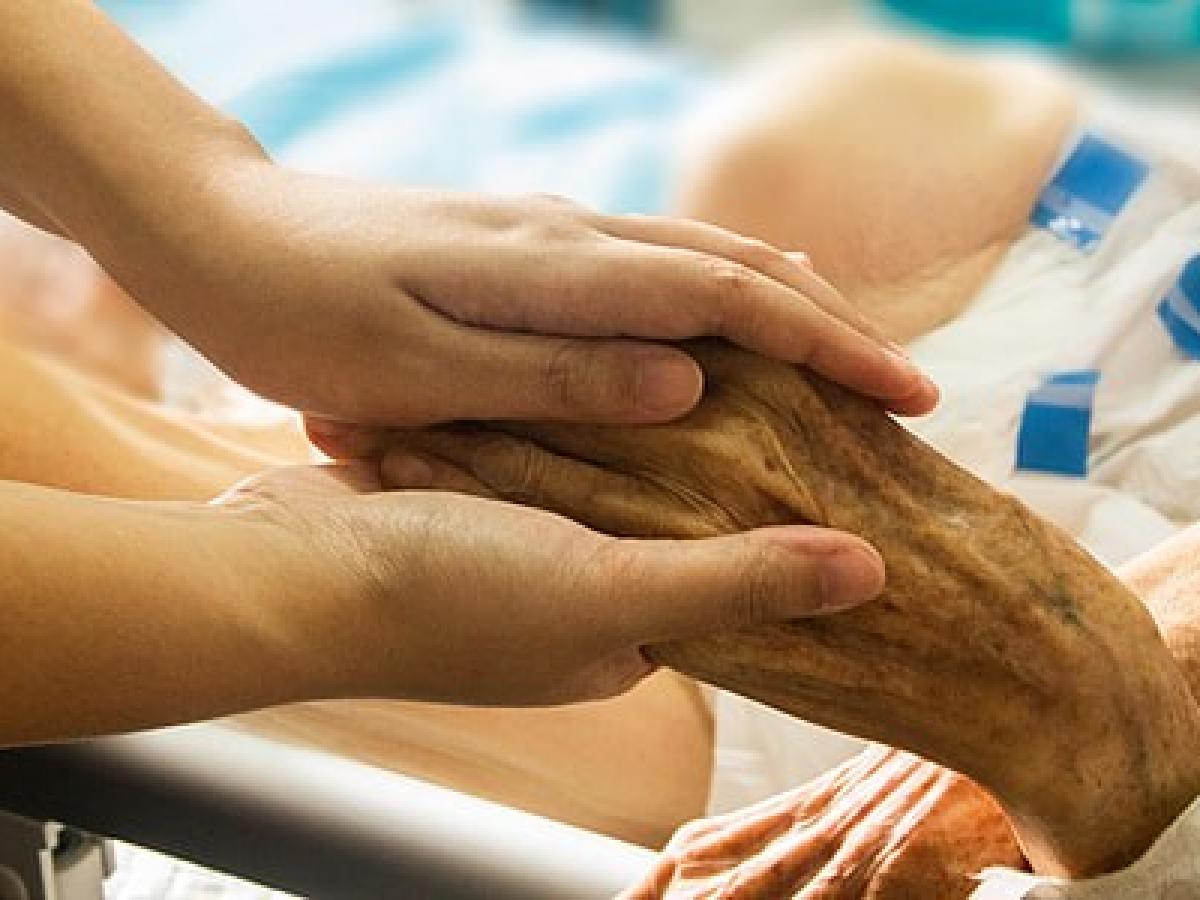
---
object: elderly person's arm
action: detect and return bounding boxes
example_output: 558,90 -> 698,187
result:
619,522 -> 1200,900
379,340 -> 1200,885
1127,525 -> 1200,706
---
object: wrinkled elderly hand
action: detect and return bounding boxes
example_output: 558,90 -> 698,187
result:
377,340 -> 1200,877
621,746 -> 1024,900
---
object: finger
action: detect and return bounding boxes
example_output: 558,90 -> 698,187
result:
614,856 -> 678,900
672,785 -> 813,846
393,428 -> 889,631
588,241 -> 937,415
797,745 -> 898,815
672,809 -> 797,867
684,755 -> 912,900
623,234 -> 934,415
435,325 -> 706,424
379,450 -> 497,499
597,525 -> 885,645
383,428 -> 706,538
743,783 -> 907,900
811,751 -> 927,846
602,214 -> 889,344
305,415 -> 388,460
798,764 -> 949,900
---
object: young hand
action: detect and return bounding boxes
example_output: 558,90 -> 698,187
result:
215,463 -> 884,707
125,165 -> 934,428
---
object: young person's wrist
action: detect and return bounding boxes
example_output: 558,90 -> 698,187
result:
0,482 -> 355,745
153,498 -> 342,710
204,485 -> 392,705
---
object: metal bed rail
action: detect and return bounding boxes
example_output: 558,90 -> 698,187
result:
0,723 -> 655,899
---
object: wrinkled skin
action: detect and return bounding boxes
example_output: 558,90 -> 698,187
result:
620,746 -> 1024,900
383,341 -> 1200,878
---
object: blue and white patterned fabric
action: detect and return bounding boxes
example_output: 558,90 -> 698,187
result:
904,111 -> 1200,568
98,0 -> 707,420
1015,369 -> 1102,478
1031,133 -> 1149,253
1159,253 -> 1200,359
99,0 -> 703,214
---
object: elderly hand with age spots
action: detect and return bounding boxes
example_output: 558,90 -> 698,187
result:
367,341 -> 1200,891
621,747 -> 1024,900
623,522 -> 1200,900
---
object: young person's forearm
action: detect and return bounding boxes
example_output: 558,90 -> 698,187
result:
0,480 -> 320,746
0,0 -> 262,267
58,373 -> 304,501
0,339 -> 303,501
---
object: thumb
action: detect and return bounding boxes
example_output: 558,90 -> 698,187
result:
605,526 -> 885,644
442,330 -> 705,425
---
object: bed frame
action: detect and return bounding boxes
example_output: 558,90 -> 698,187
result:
0,723 -> 654,899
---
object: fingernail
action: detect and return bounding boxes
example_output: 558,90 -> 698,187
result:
883,343 -> 938,397
385,455 -> 434,488
817,548 -> 885,612
635,353 -> 703,417
307,417 -> 353,437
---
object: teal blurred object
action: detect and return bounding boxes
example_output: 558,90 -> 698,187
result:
879,0 -> 1200,56
526,0 -> 662,31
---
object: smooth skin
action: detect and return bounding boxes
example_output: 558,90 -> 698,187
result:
0,1 -> 933,425
0,1 -> 936,746
0,339 -> 714,844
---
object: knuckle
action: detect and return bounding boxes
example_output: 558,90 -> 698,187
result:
726,544 -> 787,628
519,193 -> 591,240
498,441 -> 549,501
471,434 -> 549,499
543,342 -> 635,416
737,237 -> 786,274
704,256 -> 755,299
675,819 -> 719,845
700,256 -> 762,333
543,343 -> 591,413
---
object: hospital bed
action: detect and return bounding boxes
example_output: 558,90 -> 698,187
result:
0,723 -> 655,899
1,4 -> 1195,898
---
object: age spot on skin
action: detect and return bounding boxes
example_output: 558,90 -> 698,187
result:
1044,582 -> 1082,628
